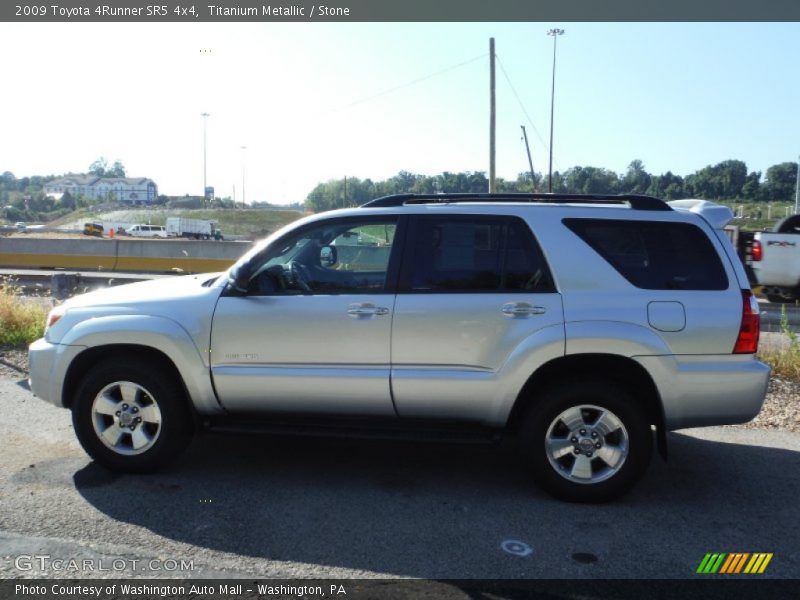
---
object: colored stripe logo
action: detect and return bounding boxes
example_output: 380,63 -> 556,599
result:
696,553 -> 773,574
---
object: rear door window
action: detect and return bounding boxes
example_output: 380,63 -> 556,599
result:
400,215 -> 555,293
563,218 -> 728,290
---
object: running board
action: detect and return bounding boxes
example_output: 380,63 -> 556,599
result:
203,416 -> 503,445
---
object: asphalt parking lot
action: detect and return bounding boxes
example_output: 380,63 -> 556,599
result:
0,375 -> 798,580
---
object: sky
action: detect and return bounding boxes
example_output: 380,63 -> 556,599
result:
1,21 -> 799,204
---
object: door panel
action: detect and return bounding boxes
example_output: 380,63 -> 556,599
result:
210,216 -> 400,415
391,293 -> 563,420
211,294 -> 395,414
391,214 -> 565,422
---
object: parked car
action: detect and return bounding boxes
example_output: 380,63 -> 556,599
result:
14,221 -> 27,231
127,224 -> 167,238
28,193 -> 769,502
749,214 -> 800,303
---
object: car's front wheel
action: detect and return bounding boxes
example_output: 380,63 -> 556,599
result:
520,381 -> 653,503
71,358 -> 194,472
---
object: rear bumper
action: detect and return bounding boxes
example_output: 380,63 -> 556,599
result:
635,354 -> 770,430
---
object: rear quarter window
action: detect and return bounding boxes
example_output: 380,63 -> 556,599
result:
563,218 -> 728,291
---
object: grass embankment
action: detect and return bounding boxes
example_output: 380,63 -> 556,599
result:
758,307 -> 800,380
49,207 -> 304,238
760,348 -> 800,380
0,281 -> 47,346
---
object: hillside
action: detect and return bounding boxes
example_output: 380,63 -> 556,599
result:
48,207 -> 305,239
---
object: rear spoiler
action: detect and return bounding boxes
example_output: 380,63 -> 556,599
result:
667,199 -> 734,230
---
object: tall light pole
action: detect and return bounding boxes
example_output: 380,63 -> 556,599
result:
201,112 -> 210,207
241,145 -> 247,208
547,28 -> 564,193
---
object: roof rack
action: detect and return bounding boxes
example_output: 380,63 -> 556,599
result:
360,193 -> 671,212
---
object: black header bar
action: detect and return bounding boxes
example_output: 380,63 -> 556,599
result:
3,0 -> 800,22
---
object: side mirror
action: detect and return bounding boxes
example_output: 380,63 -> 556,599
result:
320,245 -> 337,266
228,264 -> 252,294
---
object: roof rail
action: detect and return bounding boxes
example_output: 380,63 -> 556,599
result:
360,193 -> 671,212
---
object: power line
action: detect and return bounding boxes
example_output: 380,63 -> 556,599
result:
335,53 -> 488,112
495,53 -> 560,174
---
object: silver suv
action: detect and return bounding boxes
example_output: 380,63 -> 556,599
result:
28,194 -> 770,502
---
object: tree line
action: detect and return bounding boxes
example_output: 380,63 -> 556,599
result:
304,159 -> 799,213
1,157 -> 129,222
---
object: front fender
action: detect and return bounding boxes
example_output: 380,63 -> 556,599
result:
59,315 -> 223,415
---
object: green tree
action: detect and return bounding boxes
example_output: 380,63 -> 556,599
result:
58,191 -> 76,210
563,166 -> 620,194
741,171 -> 762,201
89,158 -> 108,177
647,171 -> 684,199
108,160 -> 126,178
621,160 -> 651,194
764,162 -> 798,201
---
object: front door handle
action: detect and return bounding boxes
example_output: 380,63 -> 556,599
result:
502,302 -> 546,317
347,303 -> 390,318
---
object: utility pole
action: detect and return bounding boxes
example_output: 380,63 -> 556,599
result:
521,125 -> 536,191
241,146 -> 247,208
794,154 -> 800,214
489,37 -> 496,193
547,28 -> 564,193
343,176 -> 348,207
201,112 -> 209,208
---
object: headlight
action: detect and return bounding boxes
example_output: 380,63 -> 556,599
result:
45,306 -> 66,332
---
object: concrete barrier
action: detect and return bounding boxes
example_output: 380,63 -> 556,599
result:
0,237 -> 117,270
114,239 -> 252,273
0,237 -> 254,273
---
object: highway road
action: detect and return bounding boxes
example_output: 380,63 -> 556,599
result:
0,373 -> 798,580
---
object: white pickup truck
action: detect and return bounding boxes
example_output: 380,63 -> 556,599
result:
751,215 -> 800,303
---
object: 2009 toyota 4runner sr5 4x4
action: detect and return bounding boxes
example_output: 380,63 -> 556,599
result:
29,193 -> 770,502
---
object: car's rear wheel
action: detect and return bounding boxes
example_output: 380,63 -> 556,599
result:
71,358 -> 193,472
519,381 -> 653,502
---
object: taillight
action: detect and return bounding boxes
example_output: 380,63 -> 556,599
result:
751,240 -> 762,261
733,290 -> 760,354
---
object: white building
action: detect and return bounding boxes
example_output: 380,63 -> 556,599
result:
44,175 -> 158,204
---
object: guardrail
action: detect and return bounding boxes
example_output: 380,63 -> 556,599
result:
0,237 -> 254,273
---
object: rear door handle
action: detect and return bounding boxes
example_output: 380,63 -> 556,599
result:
502,302 -> 546,317
347,303 -> 390,317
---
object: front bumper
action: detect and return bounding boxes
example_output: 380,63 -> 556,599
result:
28,338 -> 86,408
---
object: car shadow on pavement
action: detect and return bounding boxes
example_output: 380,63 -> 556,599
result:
69,431 -> 800,578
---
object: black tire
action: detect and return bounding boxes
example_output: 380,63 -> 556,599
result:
71,358 -> 194,472
773,215 -> 800,234
766,294 -> 792,304
519,381 -> 653,503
